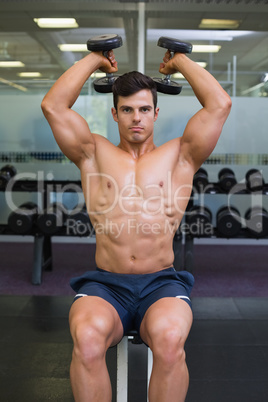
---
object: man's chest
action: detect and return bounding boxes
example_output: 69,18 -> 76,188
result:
83,157 -> 193,218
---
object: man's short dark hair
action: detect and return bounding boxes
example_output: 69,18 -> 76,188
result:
112,71 -> 157,111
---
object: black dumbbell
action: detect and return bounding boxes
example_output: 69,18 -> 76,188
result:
37,203 -> 66,235
218,168 -> 237,192
8,202 -> 38,235
245,169 -> 264,192
187,205 -> 213,237
153,36 -> 192,95
0,164 -> 16,190
193,168 -> 208,192
87,34 -> 123,93
245,207 -> 268,238
216,206 -> 241,238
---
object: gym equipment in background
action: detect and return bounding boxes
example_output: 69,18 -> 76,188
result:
186,205 -> 213,237
8,202 -> 38,235
218,168 -> 237,192
245,207 -> 268,238
0,164 -> 16,190
216,206 -> 241,238
193,168 -> 209,192
36,203 -> 67,235
245,169 -> 265,192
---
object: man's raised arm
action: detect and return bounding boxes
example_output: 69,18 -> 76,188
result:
159,51 -> 232,172
41,51 -> 117,167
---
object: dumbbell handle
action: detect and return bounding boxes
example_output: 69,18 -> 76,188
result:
161,51 -> 175,83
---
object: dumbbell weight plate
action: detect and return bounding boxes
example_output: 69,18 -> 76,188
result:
37,204 -> 65,235
217,206 -> 241,238
187,206 -> 213,237
8,212 -> 33,234
8,202 -> 38,235
245,169 -> 264,192
68,210 -> 94,236
153,78 -> 182,95
245,207 -> 268,238
37,213 -> 60,235
93,76 -> 119,93
157,37 -> 193,54
218,168 -> 237,192
0,164 -> 17,189
87,34 -> 123,52
193,168 -> 208,190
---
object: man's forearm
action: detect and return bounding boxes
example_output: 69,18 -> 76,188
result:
42,52 -> 103,111
172,53 -> 231,110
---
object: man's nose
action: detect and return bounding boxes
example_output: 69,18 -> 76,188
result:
133,110 -> 141,121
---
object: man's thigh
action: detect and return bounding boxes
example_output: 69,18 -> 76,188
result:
139,297 -> 193,348
69,296 -> 124,347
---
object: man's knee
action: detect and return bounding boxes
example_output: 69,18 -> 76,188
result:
149,324 -> 187,368
71,317 -> 109,367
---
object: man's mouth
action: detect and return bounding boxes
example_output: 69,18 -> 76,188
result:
130,126 -> 143,131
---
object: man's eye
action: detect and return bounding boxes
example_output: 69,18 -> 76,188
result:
142,108 -> 150,112
123,108 -> 131,113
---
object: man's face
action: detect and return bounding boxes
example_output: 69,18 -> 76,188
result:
111,89 -> 159,144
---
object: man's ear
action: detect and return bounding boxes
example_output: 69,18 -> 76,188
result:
111,107 -> 118,122
154,107 -> 160,122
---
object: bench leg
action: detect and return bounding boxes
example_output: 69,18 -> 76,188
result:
116,336 -> 153,402
147,348 -> 153,401
117,336 -> 128,402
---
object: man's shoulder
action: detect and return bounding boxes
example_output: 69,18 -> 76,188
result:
92,133 -> 118,149
152,137 -> 181,155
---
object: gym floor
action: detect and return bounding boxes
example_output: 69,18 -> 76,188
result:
1,295 -> 268,402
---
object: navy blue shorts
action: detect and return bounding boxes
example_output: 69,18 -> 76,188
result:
70,267 -> 194,335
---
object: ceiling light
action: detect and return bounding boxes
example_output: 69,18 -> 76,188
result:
91,72 -> 106,79
0,61 -> 25,67
58,44 -> 87,52
261,73 -> 268,83
149,29 -> 252,42
173,73 -> 185,79
0,77 -> 27,92
34,18 -> 78,28
199,19 -> 241,29
18,72 -> 42,78
196,62 -> 207,68
192,45 -> 221,53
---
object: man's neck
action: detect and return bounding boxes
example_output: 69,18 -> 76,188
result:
117,139 -> 157,159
